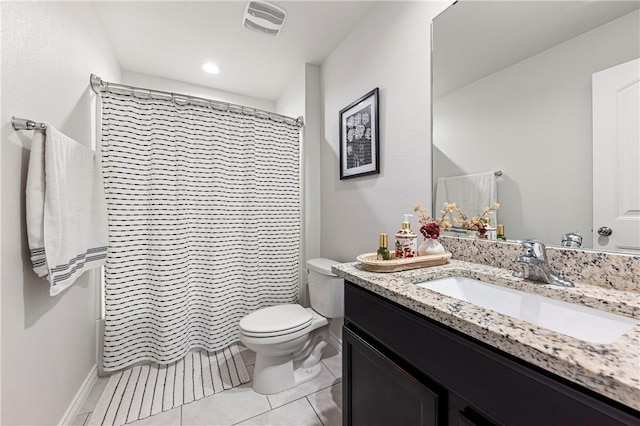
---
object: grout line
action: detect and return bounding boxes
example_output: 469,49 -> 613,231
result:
228,401 -> 272,426
306,396 -> 326,426
322,355 -> 345,381
320,360 -> 337,380
268,381 -> 337,412
229,398 -> 310,426
266,393 -> 274,410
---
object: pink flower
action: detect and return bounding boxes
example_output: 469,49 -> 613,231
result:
420,223 -> 440,239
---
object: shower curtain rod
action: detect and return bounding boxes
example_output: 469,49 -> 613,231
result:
11,117 -> 47,131
89,74 -> 304,127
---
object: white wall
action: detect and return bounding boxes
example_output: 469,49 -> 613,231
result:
276,65 -> 306,120
275,63 -> 322,307
0,1 -> 449,421
122,70 -> 275,111
321,1 -> 450,262
302,64 -> 322,264
0,2 -> 120,424
433,10 -> 640,246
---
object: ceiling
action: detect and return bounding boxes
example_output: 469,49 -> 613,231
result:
432,1 -> 640,98
93,1 -> 378,102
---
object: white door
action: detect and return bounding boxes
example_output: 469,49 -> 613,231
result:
592,58 -> 640,253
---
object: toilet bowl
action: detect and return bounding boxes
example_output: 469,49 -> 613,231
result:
238,258 -> 344,395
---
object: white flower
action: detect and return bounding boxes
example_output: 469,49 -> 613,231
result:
365,128 -> 371,140
355,125 -> 365,139
347,116 -> 354,127
347,128 -> 355,142
354,114 -> 362,125
361,113 -> 370,125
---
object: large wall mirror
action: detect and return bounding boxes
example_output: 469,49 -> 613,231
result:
432,1 -> 639,253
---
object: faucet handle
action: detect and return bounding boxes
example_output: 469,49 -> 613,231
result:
518,239 -> 547,259
515,240 -> 574,287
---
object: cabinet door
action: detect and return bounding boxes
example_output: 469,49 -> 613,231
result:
453,404 -> 497,426
343,327 -> 441,426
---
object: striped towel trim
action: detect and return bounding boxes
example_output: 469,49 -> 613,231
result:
29,247 -> 48,275
30,246 -> 108,287
51,246 -> 108,284
88,344 -> 250,426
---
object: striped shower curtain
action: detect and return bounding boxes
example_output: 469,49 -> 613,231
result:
100,92 -> 301,372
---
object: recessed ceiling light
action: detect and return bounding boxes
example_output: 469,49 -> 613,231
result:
202,62 -> 220,75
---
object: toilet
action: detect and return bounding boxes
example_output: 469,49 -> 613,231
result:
239,258 -> 344,395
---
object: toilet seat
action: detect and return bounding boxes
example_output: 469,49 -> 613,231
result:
238,304 -> 332,394
239,304 -> 313,338
238,258 -> 342,395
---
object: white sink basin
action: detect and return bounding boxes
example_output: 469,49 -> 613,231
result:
416,276 -> 638,344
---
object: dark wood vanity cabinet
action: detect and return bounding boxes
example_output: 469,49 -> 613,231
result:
342,281 -> 640,426
343,327 -> 440,426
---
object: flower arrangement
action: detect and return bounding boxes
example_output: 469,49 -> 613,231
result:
413,202 -> 500,239
412,202 -> 461,239
454,202 -> 500,238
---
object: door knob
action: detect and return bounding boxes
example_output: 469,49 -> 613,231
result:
597,226 -> 613,237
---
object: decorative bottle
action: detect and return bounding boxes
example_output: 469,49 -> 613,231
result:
486,226 -> 497,240
377,233 -> 390,260
497,224 -> 506,241
395,214 -> 417,259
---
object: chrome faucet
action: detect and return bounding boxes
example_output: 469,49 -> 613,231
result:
513,240 -> 574,287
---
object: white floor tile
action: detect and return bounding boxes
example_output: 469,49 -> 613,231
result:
267,364 -> 340,409
128,407 -> 182,426
321,352 -> 342,381
78,375 -> 111,415
247,365 -> 254,379
181,383 -> 270,425
236,398 -> 322,426
70,412 -> 90,426
240,349 -> 256,367
307,383 -> 342,426
323,343 -> 340,358
76,348 -> 342,425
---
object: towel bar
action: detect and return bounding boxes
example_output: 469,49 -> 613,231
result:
11,117 -> 47,131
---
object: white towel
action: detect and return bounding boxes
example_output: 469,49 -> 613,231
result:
26,124 -> 108,296
435,171 -> 498,223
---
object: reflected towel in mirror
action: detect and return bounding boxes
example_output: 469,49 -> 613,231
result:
435,171 -> 497,224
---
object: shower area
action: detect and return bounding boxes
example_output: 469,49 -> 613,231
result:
92,74 -> 303,373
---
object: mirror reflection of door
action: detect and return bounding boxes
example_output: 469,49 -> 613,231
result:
592,58 -> 640,253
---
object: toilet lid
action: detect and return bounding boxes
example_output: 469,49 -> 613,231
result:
306,258 -> 338,276
239,304 -> 313,335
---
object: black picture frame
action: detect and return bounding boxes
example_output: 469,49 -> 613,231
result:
339,88 -> 380,180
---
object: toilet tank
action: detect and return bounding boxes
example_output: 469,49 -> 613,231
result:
306,258 -> 344,318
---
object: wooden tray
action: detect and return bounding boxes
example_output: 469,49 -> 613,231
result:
356,252 -> 452,273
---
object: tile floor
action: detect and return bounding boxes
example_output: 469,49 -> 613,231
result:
72,346 -> 343,426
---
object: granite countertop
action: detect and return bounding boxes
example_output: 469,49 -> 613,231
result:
332,259 -> 640,411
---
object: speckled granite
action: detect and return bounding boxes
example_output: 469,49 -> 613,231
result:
332,259 -> 640,411
440,236 -> 640,292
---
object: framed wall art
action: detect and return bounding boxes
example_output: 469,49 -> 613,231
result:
339,88 -> 379,180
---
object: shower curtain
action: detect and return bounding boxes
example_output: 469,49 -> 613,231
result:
100,91 -> 301,372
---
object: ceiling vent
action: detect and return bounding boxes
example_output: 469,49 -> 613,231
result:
243,1 -> 286,37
